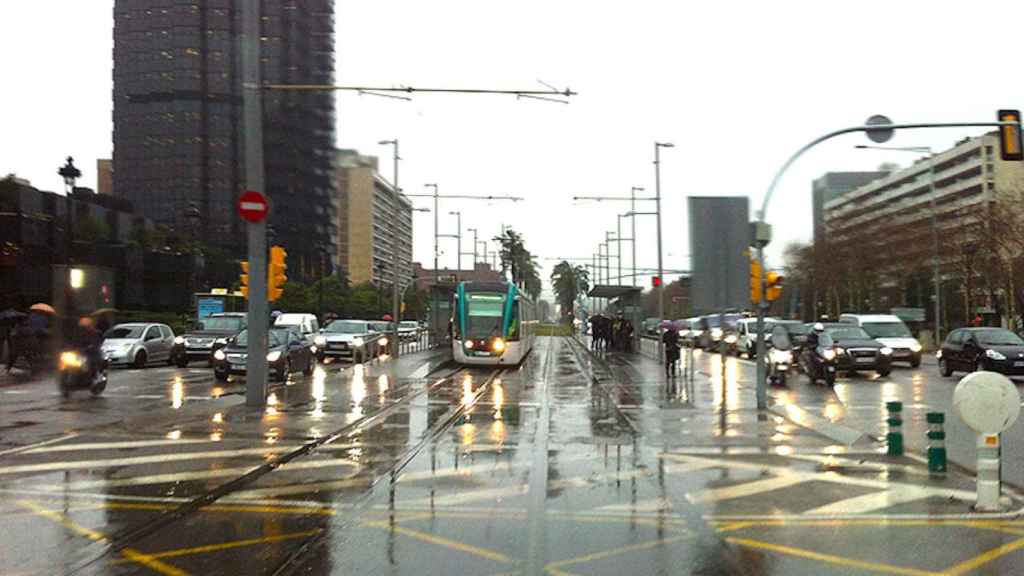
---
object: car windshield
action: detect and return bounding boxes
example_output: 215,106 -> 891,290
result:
705,317 -> 721,328
400,321 -> 418,329
465,293 -> 506,338
826,326 -> 872,340
269,329 -> 295,343
862,322 -> 912,338
781,323 -> 809,335
201,317 -> 244,332
104,326 -> 144,339
975,329 -> 1024,346
233,329 -> 284,347
325,321 -> 367,334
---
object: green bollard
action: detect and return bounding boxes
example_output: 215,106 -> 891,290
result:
927,412 -> 947,474
886,401 -> 904,456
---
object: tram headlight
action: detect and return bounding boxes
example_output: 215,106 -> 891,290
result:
464,340 -> 475,350
492,338 -> 506,352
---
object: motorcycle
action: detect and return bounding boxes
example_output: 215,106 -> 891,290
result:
799,339 -> 837,387
57,349 -> 107,397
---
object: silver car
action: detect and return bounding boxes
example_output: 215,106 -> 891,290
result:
101,323 -> 176,368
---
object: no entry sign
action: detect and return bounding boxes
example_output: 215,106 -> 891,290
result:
237,191 -> 268,223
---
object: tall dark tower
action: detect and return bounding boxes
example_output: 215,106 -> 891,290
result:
113,0 -> 336,279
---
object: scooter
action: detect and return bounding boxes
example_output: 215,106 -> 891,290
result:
57,349 -> 107,397
765,346 -> 793,386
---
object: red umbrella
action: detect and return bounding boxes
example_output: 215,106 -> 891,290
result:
382,314 -> 394,321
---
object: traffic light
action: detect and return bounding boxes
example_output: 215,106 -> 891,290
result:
750,258 -> 762,304
998,109 -> 1023,161
267,246 -> 287,302
765,271 -> 785,301
651,276 -> 662,288
239,261 -> 250,299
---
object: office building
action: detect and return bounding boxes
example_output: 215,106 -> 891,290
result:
812,171 -> 888,243
97,159 -> 113,195
112,0 -> 336,279
335,150 -> 413,286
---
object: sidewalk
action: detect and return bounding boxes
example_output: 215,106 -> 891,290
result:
578,338 -> 1019,518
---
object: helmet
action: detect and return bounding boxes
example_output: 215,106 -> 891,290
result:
813,322 -> 825,332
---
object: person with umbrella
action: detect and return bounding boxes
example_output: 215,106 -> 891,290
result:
661,319 -> 681,377
1,309 -> 27,371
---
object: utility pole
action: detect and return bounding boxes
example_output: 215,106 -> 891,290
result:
379,139 -> 402,357
450,211 -> 462,272
654,142 -> 674,363
631,187 -> 642,286
242,0 -> 268,407
467,227 -> 479,266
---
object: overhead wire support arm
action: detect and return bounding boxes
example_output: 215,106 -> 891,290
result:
573,196 -> 657,202
404,194 -> 524,201
262,84 -> 577,98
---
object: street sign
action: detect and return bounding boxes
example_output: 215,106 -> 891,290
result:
237,191 -> 268,223
866,114 -> 895,143
953,372 -> 1020,435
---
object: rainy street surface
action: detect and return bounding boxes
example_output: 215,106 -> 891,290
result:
3,338 -> 1024,575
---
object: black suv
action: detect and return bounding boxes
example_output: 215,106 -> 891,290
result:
171,313 -> 247,367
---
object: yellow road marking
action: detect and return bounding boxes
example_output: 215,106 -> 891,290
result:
715,521 -> 756,533
363,520 -> 512,564
942,532 -> 1024,576
15,500 -> 189,576
545,535 -> 690,576
100,501 -> 337,516
110,529 -> 322,563
725,536 -> 938,576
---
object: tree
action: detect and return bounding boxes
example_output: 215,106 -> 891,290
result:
273,281 -> 310,313
495,227 -> 543,299
550,261 -> 589,323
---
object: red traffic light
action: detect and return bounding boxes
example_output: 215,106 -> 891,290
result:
651,276 -> 662,288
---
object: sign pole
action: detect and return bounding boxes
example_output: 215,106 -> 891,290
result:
242,0 -> 268,407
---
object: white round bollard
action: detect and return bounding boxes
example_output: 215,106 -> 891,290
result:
953,371 -> 1021,511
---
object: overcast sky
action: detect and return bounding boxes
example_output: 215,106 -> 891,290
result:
5,1 -> 1023,299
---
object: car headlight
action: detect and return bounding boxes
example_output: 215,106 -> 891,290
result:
909,342 -> 922,353
60,351 -> 83,369
379,337 -> 388,347
936,350 -> 943,358
493,338 -> 506,352
724,334 -> 738,344
314,336 -> 326,347
213,349 -> 226,361
986,349 -> 1006,361
215,338 -> 228,345
835,347 -> 845,356
711,328 -> 723,339
122,342 -> 134,350
267,350 -> 282,362
822,349 -> 836,361
464,340 -> 475,350
174,336 -> 185,345
353,337 -> 364,348
880,347 -> 893,356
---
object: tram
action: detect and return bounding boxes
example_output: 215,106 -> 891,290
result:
452,281 -> 537,365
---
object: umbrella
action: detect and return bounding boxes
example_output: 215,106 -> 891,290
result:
382,314 -> 394,321
91,308 -> 118,316
29,303 -> 56,314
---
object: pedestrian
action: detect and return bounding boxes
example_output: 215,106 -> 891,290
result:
621,317 -> 635,352
662,321 -> 680,377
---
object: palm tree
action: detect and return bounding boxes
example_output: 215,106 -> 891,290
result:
550,261 -> 590,323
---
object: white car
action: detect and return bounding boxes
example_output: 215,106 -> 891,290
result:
736,317 -> 779,358
839,314 -> 923,367
399,321 -> 420,342
102,323 -> 176,368
314,319 -> 386,363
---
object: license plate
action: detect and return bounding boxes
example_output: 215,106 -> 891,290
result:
856,357 -> 875,364
826,366 -> 836,373
1015,361 -> 1024,368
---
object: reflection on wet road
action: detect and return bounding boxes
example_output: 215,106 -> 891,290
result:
2,339 -> 1024,575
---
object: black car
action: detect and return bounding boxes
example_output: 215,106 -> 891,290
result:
821,323 -> 892,377
171,313 -> 247,367
212,327 -> 315,382
938,327 -> 1024,377
771,321 -> 811,350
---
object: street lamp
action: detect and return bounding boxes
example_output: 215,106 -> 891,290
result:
449,211 -> 462,271
654,142 -> 674,362
855,144 -> 941,343
378,139 -> 403,356
467,227 -> 479,267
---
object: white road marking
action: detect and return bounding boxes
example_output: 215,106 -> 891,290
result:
802,485 -> 942,515
0,434 -> 81,458
397,484 -> 529,508
594,498 -> 673,513
686,475 -> 807,504
0,444 -> 361,476
32,457 -> 359,490
0,487 -> 333,509
23,438 -> 215,454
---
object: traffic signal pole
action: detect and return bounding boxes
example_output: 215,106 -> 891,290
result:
753,116 -> 1021,411
242,0 -> 268,407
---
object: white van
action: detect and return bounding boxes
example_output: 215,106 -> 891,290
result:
839,314 -> 922,367
274,313 -> 320,343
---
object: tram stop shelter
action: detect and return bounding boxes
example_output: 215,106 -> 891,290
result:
586,285 -> 644,350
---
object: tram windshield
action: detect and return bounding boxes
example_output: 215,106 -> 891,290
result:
465,293 -> 506,339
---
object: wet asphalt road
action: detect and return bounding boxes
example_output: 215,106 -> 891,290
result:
3,338 -> 1024,575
